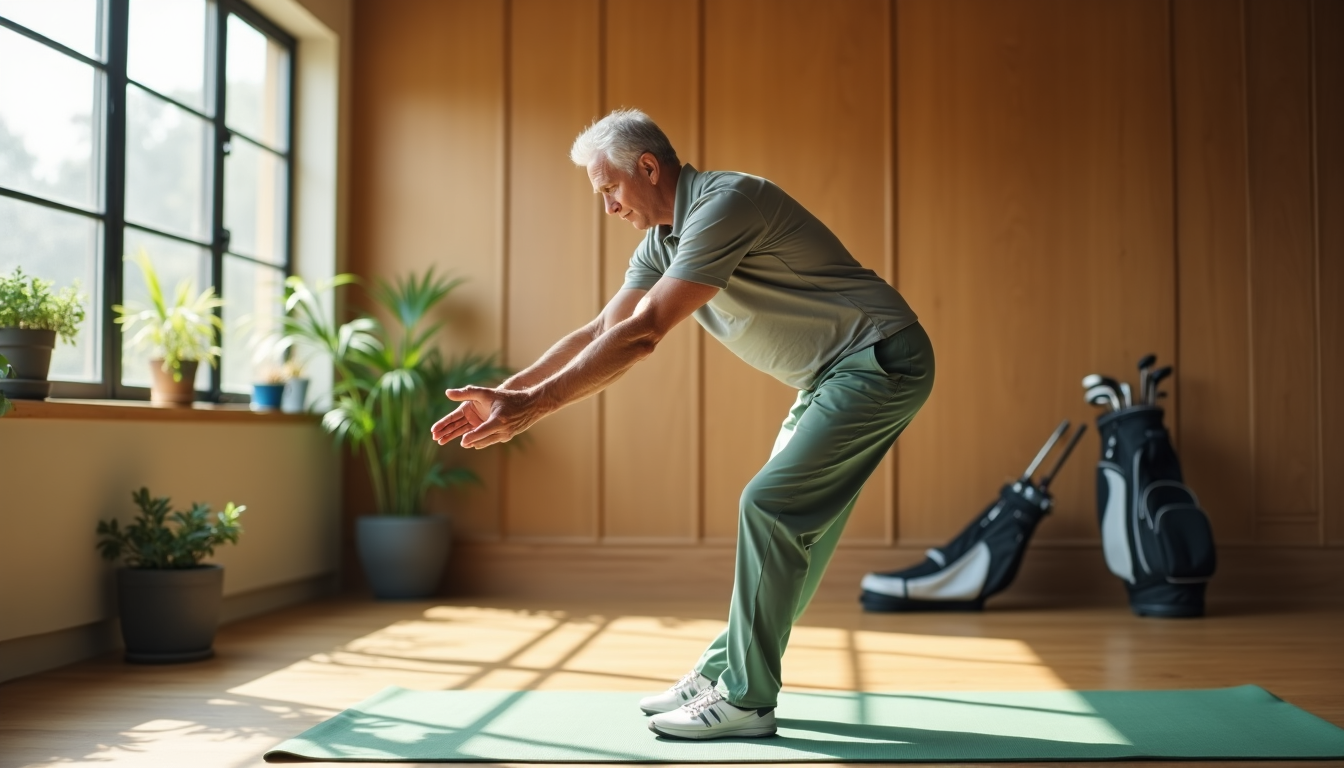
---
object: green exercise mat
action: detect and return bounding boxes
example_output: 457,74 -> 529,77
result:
264,684 -> 1344,763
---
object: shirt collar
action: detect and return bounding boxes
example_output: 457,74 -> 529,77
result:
663,163 -> 699,244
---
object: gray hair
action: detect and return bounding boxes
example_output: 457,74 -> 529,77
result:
570,108 -> 679,173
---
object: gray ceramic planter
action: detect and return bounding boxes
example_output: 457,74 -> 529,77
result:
0,328 -> 56,399
357,516 -> 450,599
116,565 -> 223,663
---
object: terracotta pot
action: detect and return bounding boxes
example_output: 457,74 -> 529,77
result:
149,359 -> 199,405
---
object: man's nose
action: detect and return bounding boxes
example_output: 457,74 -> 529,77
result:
604,195 -> 620,215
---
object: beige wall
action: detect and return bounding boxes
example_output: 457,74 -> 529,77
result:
348,1 -> 1342,580
0,417 -> 339,646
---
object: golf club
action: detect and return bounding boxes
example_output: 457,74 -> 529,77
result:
1020,420 -> 1070,483
1038,423 -> 1087,491
1082,373 -> 1104,390
1137,354 -> 1157,404
1148,366 -> 1173,405
1085,384 -> 1121,412
1120,382 -> 1133,409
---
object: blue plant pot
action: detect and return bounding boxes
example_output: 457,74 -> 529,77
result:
251,383 -> 285,411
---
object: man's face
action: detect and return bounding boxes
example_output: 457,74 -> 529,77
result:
588,154 -> 658,230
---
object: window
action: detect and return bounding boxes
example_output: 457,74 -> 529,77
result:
0,0 -> 295,401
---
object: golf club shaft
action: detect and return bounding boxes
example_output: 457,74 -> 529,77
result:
1039,424 -> 1088,490
1021,420 -> 1070,482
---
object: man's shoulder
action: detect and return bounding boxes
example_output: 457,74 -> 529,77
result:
696,169 -> 774,197
689,170 -> 783,220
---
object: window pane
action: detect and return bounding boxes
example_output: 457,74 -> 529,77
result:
127,0 -> 210,113
0,196 -> 101,382
225,14 -> 288,150
221,255 -> 282,394
0,26 -> 101,210
121,228 -> 212,390
224,139 -> 286,265
124,85 -> 212,242
0,0 -> 103,59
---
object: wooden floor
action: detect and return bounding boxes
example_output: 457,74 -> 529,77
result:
1,597 -> 1342,767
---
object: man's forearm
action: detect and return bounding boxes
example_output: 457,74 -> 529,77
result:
528,316 -> 660,412
501,325 -> 598,390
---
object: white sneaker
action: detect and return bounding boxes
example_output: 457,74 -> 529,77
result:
638,670 -> 716,715
647,686 -> 777,740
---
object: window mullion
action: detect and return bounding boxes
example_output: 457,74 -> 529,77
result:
105,0 -> 129,399
209,1 -> 227,402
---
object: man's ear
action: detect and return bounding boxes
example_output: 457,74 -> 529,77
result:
639,152 -> 660,184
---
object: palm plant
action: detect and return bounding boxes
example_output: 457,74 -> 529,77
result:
113,250 -> 224,381
280,269 -> 509,517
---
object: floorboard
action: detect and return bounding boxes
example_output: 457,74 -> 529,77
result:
1,598 -> 1341,767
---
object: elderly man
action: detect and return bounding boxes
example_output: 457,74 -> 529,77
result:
431,109 -> 934,740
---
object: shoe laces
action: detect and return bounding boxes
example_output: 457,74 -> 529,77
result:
671,670 -> 704,695
684,685 -> 726,716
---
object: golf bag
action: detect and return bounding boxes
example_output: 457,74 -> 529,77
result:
1095,404 -> 1216,617
860,421 -> 1086,612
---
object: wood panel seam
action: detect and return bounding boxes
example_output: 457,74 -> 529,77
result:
1309,0 -> 1326,546
499,0 -> 514,541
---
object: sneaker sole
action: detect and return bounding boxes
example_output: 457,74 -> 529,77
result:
648,721 -> 778,740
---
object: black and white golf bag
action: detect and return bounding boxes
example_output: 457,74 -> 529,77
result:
1095,404 -> 1216,618
860,421 -> 1086,612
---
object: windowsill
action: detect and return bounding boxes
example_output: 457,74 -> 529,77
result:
2,398 -> 321,423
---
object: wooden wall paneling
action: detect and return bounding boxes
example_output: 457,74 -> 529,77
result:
1172,0 -> 1255,544
1315,0 -> 1344,545
599,0 -> 702,542
895,0 -> 1176,546
1244,0 -> 1321,543
506,0 -> 602,539
700,0 -> 894,544
349,0 -> 507,538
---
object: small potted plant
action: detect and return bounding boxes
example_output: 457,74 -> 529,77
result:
0,267 -> 87,399
251,365 -> 286,411
279,359 -> 309,413
114,251 -> 224,405
96,487 -> 244,663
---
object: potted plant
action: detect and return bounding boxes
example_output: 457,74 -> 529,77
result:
0,267 -> 87,399
251,365 -> 286,412
0,352 -> 13,417
95,487 -> 244,663
279,360 -> 309,413
282,270 -> 509,598
113,251 -> 224,405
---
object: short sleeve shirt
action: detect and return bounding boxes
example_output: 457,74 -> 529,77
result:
623,164 -> 918,390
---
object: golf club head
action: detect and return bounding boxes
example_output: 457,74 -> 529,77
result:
1085,385 -> 1120,412
1148,366 -> 1173,404
1138,354 -> 1156,403
1082,373 -> 1104,389
1120,382 -> 1132,408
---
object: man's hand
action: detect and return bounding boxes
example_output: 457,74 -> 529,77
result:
431,386 -> 549,449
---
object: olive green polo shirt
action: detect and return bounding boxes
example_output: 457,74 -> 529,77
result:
623,164 -> 918,390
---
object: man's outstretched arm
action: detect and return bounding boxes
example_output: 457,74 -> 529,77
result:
431,276 -> 716,449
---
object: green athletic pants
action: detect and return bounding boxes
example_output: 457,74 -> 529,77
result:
693,321 -> 935,708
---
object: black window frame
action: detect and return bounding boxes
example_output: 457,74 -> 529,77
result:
0,0 -> 297,403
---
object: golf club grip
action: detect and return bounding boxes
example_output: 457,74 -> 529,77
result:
1039,424 -> 1088,490
1022,420 -> 1070,482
